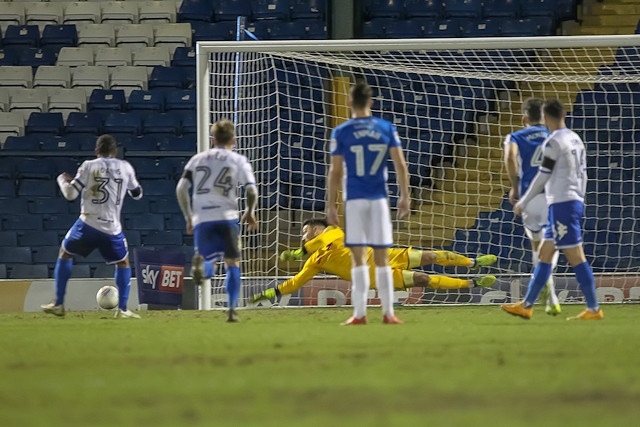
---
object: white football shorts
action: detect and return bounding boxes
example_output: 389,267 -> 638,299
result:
522,193 -> 549,242
344,198 -> 393,248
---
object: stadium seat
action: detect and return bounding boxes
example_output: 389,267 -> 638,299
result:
0,264 -> 5,280
0,48 -> 19,67
148,66 -> 186,89
41,24 -> 78,49
0,158 -> 16,179
94,46 -> 133,67
127,89 -> 165,114
214,0 -> 252,21
405,0 -> 442,18
101,1 -> 139,25
121,135 -> 159,152
0,66 -> 33,88
18,179 -> 58,198
521,0 -> 558,18
48,88 -> 87,117
2,134 -> 39,151
9,264 -> 49,279
125,213 -> 165,231
3,25 -> 39,47
32,245 -> 63,264
132,46 -> 171,67
191,22 -> 235,42
88,89 -> 126,112
25,2 -> 63,31
0,178 -> 16,197
110,65 -> 149,96
171,47 -> 195,68
142,112 -> 182,135
364,0 -> 403,19
0,231 -> 18,247
165,89 -> 195,111
16,157 -> 56,179
384,19 -> 425,38
0,3 -> 25,33
139,1 -> 177,24
150,196 -> 182,214
33,65 -> 71,89
28,197 -> 72,216
483,0 -> 520,18
121,197 -> 150,215
93,264 -> 115,278
77,23 -> 116,47
0,197 -> 28,216
0,90 -> 8,112
177,0 -> 215,23
157,135 -> 197,151
116,24 -> 155,47
153,23 -> 192,51
500,18 -> 540,37
103,112 -> 142,136
9,88 -> 48,116
142,230 -> 183,246
18,47 -> 58,71
63,2 -> 101,25
128,158 -> 174,180
461,19 -> 501,37
0,112 -> 26,143
251,0 -> 290,21
444,0 -> 482,18
265,21 -> 305,39
26,112 -> 65,135
424,20 -> 462,38
65,111 -> 104,134
56,46 -> 95,66
164,213 -> 186,231
43,214 -> 77,231
1,247 -> 33,264
71,65 -> 110,94
291,0 -> 325,20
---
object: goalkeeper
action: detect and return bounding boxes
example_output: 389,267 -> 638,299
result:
250,218 -> 497,303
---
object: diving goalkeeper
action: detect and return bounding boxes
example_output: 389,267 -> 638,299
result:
250,218 -> 497,303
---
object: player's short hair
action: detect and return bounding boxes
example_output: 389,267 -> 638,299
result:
95,134 -> 117,156
543,99 -> 565,120
350,80 -> 372,110
303,218 -> 329,229
522,98 -> 543,123
211,119 -> 235,145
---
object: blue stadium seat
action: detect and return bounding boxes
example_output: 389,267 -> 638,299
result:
9,264 -> 49,279
41,24 -> 78,49
177,111 -> 196,135
18,47 -> 58,70
125,213 -> 165,231
384,19 -> 425,38
126,230 -> 142,247
177,0 -> 215,23
65,112 -> 104,135
0,48 -> 19,66
43,214 -> 76,231
121,197 -> 150,215
0,198 -> 28,215
16,157 -> 56,180
0,178 -> 16,197
500,18 -> 540,36
128,158 -> 174,180
191,22 -> 236,42
0,158 -> 17,179
142,112 -> 181,135
93,264 -> 115,278
444,0 -> 482,18
556,0 -> 577,20
0,231 -> 18,247
251,0 -> 290,20
142,230 -> 183,246
148,66 -> 186,90
405,0 -> 442,18
303,20 -> 327,39
3,215 -> 42,231
127,90 -> 165,114
3,25 -> 39,47
461,19 -> 501,37
150,197 -> 182,214
171,47 -> 196,68
18,179 -> 57,197
103,112 -> 142,136
32,245 -> 61,264
88,89 -> 127,112
482,0 -> 520,18
157,134 -> 197,151
164,213 -> 185,230
521,0 -> 557,18
41,135 -> 82,152
165,89 -> 195,111
424,20 -> 461,37
268,21 -> 308,39
25,112 -> 65,135
365,0 -> 404,19
291,0 -> 325,20
214,0 -> 252,21
27,198 -> 69,215
138,180 -> 176,197
121,135 -> 159,152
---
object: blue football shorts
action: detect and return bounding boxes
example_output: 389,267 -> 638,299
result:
543,200 -> 584,249
193,219 -> 240,261
63,219 -> 128,264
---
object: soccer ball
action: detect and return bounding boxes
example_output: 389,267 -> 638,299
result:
96,285 -> 119,310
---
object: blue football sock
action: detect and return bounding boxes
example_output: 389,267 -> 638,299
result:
574,261 -> 599,310
225,265 -> 241,309
523,262 -> 552,307
204,261 -> 215,278
115,267 -> 132,310
54,258 -> 73,306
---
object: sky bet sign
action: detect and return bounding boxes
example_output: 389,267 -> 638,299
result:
134,248 -> 185,307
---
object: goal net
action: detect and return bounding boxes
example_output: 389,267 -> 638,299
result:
196,35 -> 640,309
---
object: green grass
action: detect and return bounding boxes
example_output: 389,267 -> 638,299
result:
2,305 -> 640,427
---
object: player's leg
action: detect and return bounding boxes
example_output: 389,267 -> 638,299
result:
220,221 -> 242,322
417,250 -> 496,270
408,271 -> 496,289
98,230 -> 140,318
191,222 -> 220,286
342,199 -> 370,325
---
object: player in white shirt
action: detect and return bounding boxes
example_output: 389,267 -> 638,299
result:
327,80 -> 410,325
502,99 -> 603,320
503,98 -> 561,315
41,135 -> 143,318
176,119 -> 258,322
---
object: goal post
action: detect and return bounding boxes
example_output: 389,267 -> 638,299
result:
196,35 -> 640,309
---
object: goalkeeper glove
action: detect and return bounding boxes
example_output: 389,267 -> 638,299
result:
280,248 -> 304,262
250,288 -> 277,304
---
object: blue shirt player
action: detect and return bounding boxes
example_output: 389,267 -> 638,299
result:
327,80 -> 410,326
504,98 -> 560,315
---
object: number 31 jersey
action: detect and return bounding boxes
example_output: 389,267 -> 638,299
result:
330,116 -> 401,201
74,157 -> 140,235
183,148 -> 256,225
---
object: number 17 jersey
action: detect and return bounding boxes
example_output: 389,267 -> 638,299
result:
330,116 -> 401,201
183,148 -> 256,226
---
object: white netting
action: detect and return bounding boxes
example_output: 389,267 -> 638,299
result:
201,37 -> 640,307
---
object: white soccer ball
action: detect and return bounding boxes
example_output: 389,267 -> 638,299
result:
96,285 -> 119,310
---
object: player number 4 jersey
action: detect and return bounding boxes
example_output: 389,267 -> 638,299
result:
504,124 -> 550,196
74,157 -> 140,235
184,148 -> 256,225
541,127 -> 587,205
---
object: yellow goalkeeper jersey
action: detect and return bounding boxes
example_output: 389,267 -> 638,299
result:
278,226 -> 413,295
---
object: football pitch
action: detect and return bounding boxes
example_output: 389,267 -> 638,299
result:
2,305 -> 640,427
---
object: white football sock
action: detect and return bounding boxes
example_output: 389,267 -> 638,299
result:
375,266 -> 394,317
351,265 -> 370,319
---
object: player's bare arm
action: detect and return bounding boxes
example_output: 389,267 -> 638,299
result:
514,156 -> 554,216
389,146 -> 410,219
326,154 -> 343,226
176,170 -> 194,235
241,184 -> 258,231
504,141 -> 520,205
